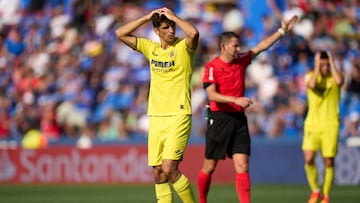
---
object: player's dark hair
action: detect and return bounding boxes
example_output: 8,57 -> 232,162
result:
320,51 -> 329,59
151,13 -> 175,28
218,32 -> 239,50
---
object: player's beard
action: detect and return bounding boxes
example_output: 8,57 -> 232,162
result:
165,35 -> 176,45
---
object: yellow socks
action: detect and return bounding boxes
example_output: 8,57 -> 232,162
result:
155,175 -> 195,203
323,166 -> 334,197
155,182 -> 173,203
304,164 -> 319,192
172,174 -> 196,203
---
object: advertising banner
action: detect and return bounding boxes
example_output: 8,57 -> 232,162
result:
1,142 -> 360,185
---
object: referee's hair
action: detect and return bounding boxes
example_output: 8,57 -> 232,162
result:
218,32 -> 239,50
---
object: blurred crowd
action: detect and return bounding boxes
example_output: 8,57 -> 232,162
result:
0,0 -> 359,144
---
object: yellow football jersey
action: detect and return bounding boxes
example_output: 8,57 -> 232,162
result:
304,71 -> 341,126
137,37 -> 196,116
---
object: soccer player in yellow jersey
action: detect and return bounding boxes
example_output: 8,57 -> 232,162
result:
115,7 -> 199,203
303,51 -> 343,203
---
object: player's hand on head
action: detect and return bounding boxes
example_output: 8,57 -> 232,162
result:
148,8 -> 161,20
160,7 -> 176,20
327,51 -> 334,62
314,52 -> 320,64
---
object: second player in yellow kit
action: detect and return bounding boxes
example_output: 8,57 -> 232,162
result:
302,51 -> 343,203
303,68 -> 341,157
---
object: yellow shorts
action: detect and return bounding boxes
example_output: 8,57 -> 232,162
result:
302,124 -> 339,157
148,115 -> 191,166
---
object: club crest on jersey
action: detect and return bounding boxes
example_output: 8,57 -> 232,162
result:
170,50 -> 174,58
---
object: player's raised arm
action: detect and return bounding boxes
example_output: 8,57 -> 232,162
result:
160,7 -> 199,50
327,51 -> 344,86
251,15 -> 298,58
115,9 -> 161,50
306,52 -> 321,89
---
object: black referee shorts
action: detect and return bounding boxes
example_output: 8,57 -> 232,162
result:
205,111 -> 251,160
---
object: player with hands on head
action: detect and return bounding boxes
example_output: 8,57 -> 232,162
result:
303,51 -> 343,203
115,7 -> 199,203
197,15 -> 298,203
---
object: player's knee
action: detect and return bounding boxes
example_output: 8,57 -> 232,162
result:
324,158 -> 334,167
202,163 -> 216,174
161,160 -> 181,182
161,165 -> 175,177
152,166 -> 168,183
153,166 -> 162,175
163,170 -> 180,183
304,157 -> 315,165
235,162 -> 249,173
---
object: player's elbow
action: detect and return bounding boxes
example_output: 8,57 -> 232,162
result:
189,29 -> 199,41
336,77 -> 344,86
115,27 -> 129,39
207,94 -> 217,102
115,29 -> 124,38
306,83 -> 316,90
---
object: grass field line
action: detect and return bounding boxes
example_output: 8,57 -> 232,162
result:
0,184 -> 359,203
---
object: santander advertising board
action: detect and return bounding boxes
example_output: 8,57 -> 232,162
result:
0,146 -> 153,183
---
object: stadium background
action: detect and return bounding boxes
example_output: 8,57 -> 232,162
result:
0,0 -> 359,195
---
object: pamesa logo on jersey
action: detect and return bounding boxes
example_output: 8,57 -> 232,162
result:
151,59 -> 175,73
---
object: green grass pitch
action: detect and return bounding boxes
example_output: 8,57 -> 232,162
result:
0,184 -> 359,203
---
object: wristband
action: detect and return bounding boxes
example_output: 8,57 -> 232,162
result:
278,28 -> 286,36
